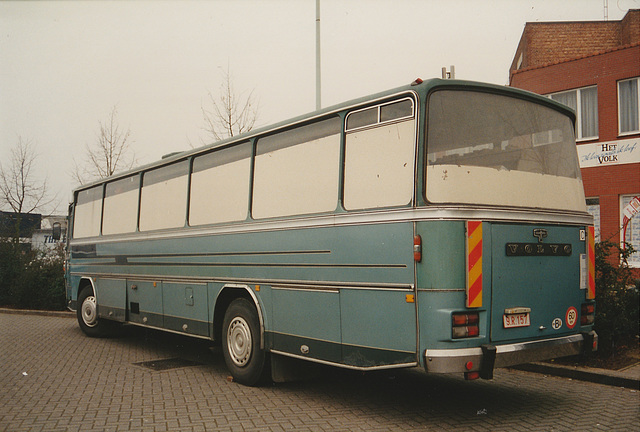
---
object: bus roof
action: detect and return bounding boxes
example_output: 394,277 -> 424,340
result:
73,77 -> 575,194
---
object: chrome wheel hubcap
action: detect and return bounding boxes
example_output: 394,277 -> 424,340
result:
81,295 -> 98,328
227,317 -> 252,367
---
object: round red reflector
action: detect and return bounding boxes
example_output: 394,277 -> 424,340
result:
465,361 -> 473,370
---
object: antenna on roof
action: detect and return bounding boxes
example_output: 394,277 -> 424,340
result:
442,66 -> 455,79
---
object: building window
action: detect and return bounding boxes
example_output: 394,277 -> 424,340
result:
549,86 -> 598,141
586,197 -> 601,242
618,78 -> 640,135
516,53 -> 523,70
621,195 -> 640,268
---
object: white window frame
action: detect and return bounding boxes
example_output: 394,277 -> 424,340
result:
548,86 -> 598,141
620,194 -> 640,268
618,77 -> 640,137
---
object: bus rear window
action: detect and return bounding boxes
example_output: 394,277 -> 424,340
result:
426,90 -> 586,212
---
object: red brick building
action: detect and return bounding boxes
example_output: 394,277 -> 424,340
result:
509,10 -> 640,270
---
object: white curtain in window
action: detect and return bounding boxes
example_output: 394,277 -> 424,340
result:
551,91 -> 577,112
580,87 -> 598,139
619,79 -> 639,134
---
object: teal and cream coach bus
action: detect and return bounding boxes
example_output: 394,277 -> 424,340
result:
65,78 -> 597,385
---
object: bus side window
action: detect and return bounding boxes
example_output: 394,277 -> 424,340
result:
139,161 -> 189,231
344,99 -> 416,210
189,143 -> 252,225
73,185 -> 103,238
252,117 -> 341,219
102,175 -> 139,235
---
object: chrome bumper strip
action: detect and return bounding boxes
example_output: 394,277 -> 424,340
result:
424,333 -> 597,374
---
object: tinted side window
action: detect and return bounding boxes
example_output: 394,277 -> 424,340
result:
73,186 -> 103,238
253,117 -> 341,218
189,143 -> 251,225
102,176 -> 139,235
139,161 -> 189,231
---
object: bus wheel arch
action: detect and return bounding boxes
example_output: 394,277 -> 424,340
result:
76,278 -> 116,338
215,286 -> 269,386
76,277 -> 95,303
213,285 -> 265,347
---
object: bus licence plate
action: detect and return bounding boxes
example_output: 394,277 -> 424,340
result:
503,313 -> 530,328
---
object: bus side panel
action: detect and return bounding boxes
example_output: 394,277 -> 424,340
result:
162,281 -> 209,337
417,221 -> 466,290
271,288 -> 342,363
71,220 -> 417,368
95,278 -> 126,322
340,289 -> 417,366
266,222 -> 417,367
67,274 -> 83,310
126,280 -> 163,328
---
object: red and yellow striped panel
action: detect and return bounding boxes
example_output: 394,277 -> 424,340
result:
466,220 -> 483,308
587,226 -> 596,300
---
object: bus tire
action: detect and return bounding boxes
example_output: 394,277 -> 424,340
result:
222,298 -> 268,386
77,286 -> 116,337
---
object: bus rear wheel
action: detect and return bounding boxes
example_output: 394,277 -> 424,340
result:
77,286 -> 116,337
222,298 -> 268,386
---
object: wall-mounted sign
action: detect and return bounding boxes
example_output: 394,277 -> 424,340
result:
577,137 -> 639,168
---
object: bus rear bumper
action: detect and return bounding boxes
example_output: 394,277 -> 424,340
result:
424,331 -> 597,378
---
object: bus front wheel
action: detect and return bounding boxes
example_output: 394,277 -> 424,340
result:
222,298 -> 268,386
77,286 -> 115,337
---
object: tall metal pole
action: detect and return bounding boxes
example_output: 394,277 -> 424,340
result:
316,0 -> 321,110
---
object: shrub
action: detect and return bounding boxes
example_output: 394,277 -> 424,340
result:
593,240 -> 639,357
0,239 -> 66,311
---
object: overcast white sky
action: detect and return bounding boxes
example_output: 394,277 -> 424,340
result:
1,0 -> 638,213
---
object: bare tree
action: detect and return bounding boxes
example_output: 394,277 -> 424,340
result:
0,137 -> 53,214
201,67 -> 259,142
73,106 -> 135,184
0,137 -> 55,244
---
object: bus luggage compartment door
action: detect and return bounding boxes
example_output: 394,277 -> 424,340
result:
490,224 -> 585,343
127,280 -> 164,328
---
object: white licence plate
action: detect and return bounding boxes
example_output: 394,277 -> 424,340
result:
503,313 -> 530,328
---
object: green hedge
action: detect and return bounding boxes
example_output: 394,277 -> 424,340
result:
593,241 -> 639,357
0,240 -> 66,310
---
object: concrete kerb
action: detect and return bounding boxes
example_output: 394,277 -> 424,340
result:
0,307 -> 73,318
512,362 -> 640,389
1,308 -> 638,389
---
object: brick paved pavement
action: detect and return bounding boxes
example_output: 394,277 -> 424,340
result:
1,312 -> 638,432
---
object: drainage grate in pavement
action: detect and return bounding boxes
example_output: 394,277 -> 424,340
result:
134,357 -> 203,371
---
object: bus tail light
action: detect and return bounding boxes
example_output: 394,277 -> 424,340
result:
581,303 -> 595,325
413,235 -> 422,262
452,312 -> 480,339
